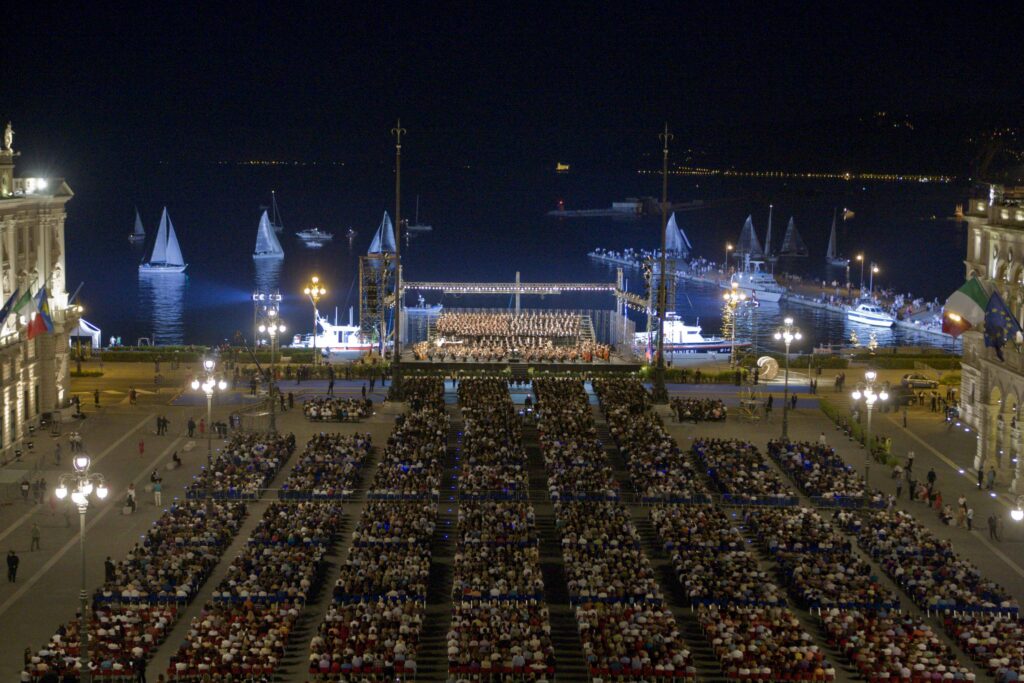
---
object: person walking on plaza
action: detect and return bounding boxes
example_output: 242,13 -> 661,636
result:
978,467 -> 984,489
902,406 -> 908,428
7,550 -> 19,582
20,479 -> 29,503
30,523 -> 40,551
895,478 -> 902,499
138,439 -> 145,457
105,556 -> 115,583
129,387 -> 137,406
153,479 -> 162,507
986,467 -> 996,491
988,512 -> 1000,541
54,442 -> 61,466
126,484 -> 137,513
199,418 -> 206,437
94,388 -> 100,407
790,393 -> 798,411
187,417 -> 195,438
927,468 -> 936,489
818,432 -> 827,446
327,377 -> 335,396
906,450 -> 915,472
967,507 -> 974,531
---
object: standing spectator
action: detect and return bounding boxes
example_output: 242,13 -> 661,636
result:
817,431 -> 827,446
19,480 -> 29,502
93,388 -> 100,407
104,556 -> 115,583
138,439 -> 145,457
153,479 -> 162,506
895,478 -> 902,499
7,550 -> 19,582
988,513 -> 1000,541
966,507 -> 974,531
30,523 -> 40,551
927,468 -> 936,488
977,467 -> 984,489
126,484 -> 137,513
187,417 -> 195,438
129,387 -> 137,405
199,418 -> 206,437
906,450 -> 915,472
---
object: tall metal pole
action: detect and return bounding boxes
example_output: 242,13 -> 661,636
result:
652,123 -> 673,403
865,403 -> 873,487
782,341 -> 791,440
79,504 -> 90,683
269,331 -> 277,434
390,120 -> 407,400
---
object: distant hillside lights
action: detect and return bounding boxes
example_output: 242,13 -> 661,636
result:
636,167 -> 953,183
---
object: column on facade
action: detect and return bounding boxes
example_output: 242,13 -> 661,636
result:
974,401 -> 996,472
1011,425 -> 1024,493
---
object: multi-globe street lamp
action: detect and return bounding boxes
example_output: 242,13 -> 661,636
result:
722,282 -> 747,368
851,369 -> 888,487
869,263 -> 880,295
258,309 -> 286,434
191,358 -> 228,464
856,253 -> 865,292
303,276 -> 327,365
773,317 -> 802,440
54,454 -> 109,683
725,242 -> 733,271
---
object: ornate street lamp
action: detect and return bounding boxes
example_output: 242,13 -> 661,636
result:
856,253 -> 865,293
851,369 -> 888,487
191,358 -> 228,465
773,317 -> 802,440
54,454 -> 109,683
725,242 -> 733,271
723,282 -> 747,368
303,276 -> 327,365
258,309 -> 286,434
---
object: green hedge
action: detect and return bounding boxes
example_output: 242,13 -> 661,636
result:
70,370 -> 104,378
867,357 -> 961,370
101,350 -> 205,363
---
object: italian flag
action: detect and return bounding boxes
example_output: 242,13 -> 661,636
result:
942,277 -> 990,337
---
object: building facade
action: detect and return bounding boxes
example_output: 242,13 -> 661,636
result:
960,187 -> 1024,492
0,125 -> 75,464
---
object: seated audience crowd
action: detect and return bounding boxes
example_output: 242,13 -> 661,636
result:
768,439 -> 880,504
945,613 -> 1024,681
594,377 -> 709,501
303,396 -> 372,422
744,507 -> 899,612
533,377 -> 619,500
859,509 -> 1019,614
458,377 -> 528,496
691,438 -> 796,504
29,431 -> 294,677
367,379 -> 447,498
187,432 -> 296,500
279,432 -> 372,499
168,499 -> 343,678
670,396 -> 727,422
310,379 -> 444,678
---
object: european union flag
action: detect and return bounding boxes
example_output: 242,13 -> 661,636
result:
984,291 -> 1022,361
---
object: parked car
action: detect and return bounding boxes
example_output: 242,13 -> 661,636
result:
901,373 -> 939,389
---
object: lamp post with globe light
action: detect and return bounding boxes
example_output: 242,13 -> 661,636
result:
303,276 -> 327,365
258,309 -> 286,434
54,454 -> 109,683
1012,497 -> 1023,523
191,358 -> 227,463
723,282 -> 747,367
856,254 -> 865,292
851,369 -> 888,487
725,242 -> 733,271
773,317 -> 802,440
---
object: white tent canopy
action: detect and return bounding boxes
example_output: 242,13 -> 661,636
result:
69,318 -> 102,349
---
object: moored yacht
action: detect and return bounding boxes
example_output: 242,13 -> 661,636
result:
846,301 -> 895,327
635,313 -> 751,354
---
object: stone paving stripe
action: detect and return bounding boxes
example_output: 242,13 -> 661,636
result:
0,413 -> 154,546
0,434 -> 183,618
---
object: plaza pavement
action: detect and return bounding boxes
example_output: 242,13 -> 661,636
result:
2,363 -> 1022,681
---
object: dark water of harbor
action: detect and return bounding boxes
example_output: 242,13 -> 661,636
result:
65,160 -> 967,349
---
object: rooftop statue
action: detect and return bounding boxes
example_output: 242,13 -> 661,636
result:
3,122 -> 12,152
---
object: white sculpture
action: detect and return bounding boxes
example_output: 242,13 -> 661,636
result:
3,122 -> 12,152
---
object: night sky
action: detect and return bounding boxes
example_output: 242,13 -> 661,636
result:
3,3 -> 1022,177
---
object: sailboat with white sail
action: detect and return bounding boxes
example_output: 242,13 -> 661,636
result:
664,212 -> 692,259
825,209 -> 849,267
764,204 -> 777,263
253,210 -> 285,260
139,208 -> 187,274
778,217 -> 809,257
128,209 -> 146,243
406,195 -> 433,233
